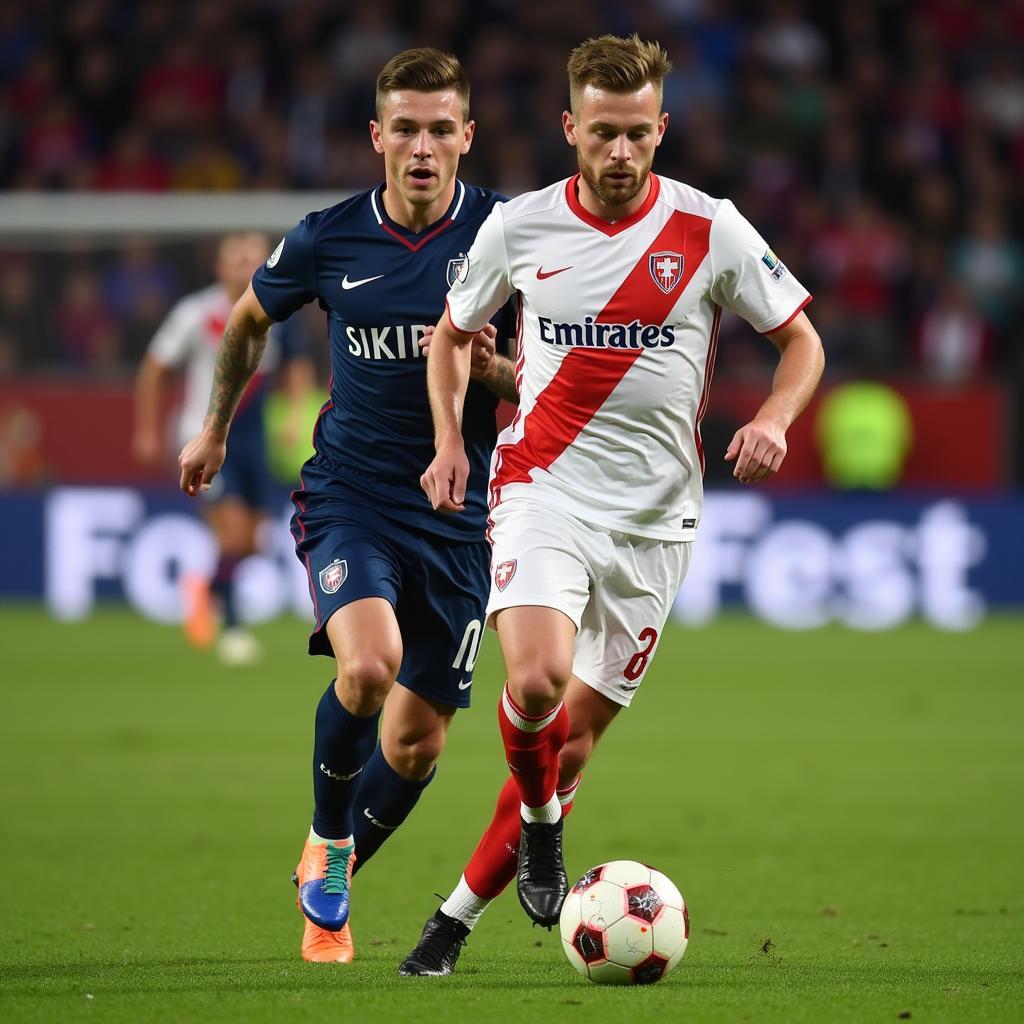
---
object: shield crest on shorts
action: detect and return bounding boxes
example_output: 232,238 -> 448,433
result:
318,559 -> 348,595
649,251 -> 683,294
494,559 -> 517,591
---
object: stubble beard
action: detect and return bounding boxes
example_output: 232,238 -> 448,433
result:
578,154 -> 650,208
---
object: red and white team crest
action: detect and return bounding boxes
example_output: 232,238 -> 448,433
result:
494,559 -> 517,591
649,251 -> 684,294
318,558 -> 348,595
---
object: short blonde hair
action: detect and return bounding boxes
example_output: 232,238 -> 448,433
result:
567,34 -> 672,112
376,48 -> 470,122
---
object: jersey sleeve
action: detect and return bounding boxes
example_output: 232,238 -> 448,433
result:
251,214 -> 319,322
147,295 -> 198,368
709,200 -> 811,333
446,203 -> 513,334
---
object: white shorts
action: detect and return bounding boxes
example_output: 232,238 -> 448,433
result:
486,498 -> 691,707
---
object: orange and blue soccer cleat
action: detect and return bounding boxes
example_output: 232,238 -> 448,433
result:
300,913 -> 355,963
294,836 -> 355,931
182,573 -> 216,650
292,856 -> 356,963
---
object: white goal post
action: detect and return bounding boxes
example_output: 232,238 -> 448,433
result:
0,191 -> 355,240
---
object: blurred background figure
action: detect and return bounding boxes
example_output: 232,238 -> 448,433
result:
132,233 -> 315,665
0,0 -> 1020,603
0,399 -> 47,485
815,379 -> 913,491
915,277 -> 993,386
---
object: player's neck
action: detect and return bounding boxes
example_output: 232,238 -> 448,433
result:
576,175 -> 652,224
381,181 -> 456,234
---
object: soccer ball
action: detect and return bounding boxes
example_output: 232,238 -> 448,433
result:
559,860 -> 689,985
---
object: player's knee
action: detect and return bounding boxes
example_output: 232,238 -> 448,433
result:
336,654 -> 396,712
506,663 -> 568,715
220,535 -> 256,559
211,508 -> 258,557
384,729 -> 445,782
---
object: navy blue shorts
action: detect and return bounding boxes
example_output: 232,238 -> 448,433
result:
290,464 -> 490,710
204,436 -> 272,511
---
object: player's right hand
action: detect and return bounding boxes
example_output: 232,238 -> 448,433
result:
178,431 -> 227,497
420,442 -> 469,513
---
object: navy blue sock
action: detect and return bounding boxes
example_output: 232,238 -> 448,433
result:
351,745 -> 435,874
311,681 -> 381,840
211,555 -> 240,629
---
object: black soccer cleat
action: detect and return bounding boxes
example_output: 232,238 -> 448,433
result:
397,910 -> 470,977
517,818 -> 568,928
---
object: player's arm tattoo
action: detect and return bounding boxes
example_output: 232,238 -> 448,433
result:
481,353 -> 519,403
205,321 -> 269,433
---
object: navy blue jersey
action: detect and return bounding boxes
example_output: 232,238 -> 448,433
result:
252,181 -> 514,542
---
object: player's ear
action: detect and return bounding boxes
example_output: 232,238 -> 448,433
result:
369,120 -> 385,155
655,112 -> 669,146
562,110 -> 577,146
461,118 -> 476,154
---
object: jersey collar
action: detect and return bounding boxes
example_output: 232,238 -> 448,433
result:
564,173 -> 661,236
370,179 -> 466,253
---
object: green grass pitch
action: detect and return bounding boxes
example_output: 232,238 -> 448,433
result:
1,607 -> 1022,1022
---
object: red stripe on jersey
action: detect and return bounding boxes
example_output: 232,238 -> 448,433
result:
488,295 -> 524,514
510,293 -> 526,425
597,209 -> 711,324
205,312 -> 227,346
694,304 -> 722,474
490,209 -> 712,505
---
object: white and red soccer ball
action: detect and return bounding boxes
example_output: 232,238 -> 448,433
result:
559,860 -> 689,985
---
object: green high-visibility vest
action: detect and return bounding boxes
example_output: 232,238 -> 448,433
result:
815,382 -> 912,489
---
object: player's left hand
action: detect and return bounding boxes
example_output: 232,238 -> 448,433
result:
725,416 -> 787,483
420,438 -> 469,514
419,323 -> 497,379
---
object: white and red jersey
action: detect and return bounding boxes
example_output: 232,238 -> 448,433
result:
446,173 -> 811,541
147,283 -> 280,446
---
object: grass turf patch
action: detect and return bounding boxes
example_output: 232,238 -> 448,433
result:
1,607 -> 1022,1022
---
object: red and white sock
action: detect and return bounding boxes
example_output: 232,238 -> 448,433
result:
463,775 -> 521,900
440,874 -> 491,930
455,773 -> 584,928
556,774 -> 581,814
498,683 -> 570,821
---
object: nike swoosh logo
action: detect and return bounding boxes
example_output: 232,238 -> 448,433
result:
458,677 -> 472,690
319,762 -> 363,781
536,266 -> 572,280
363,807 -> 399,830
341,274 -> 384,290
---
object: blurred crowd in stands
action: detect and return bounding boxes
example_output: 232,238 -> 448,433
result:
1,0 -> 1023,389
